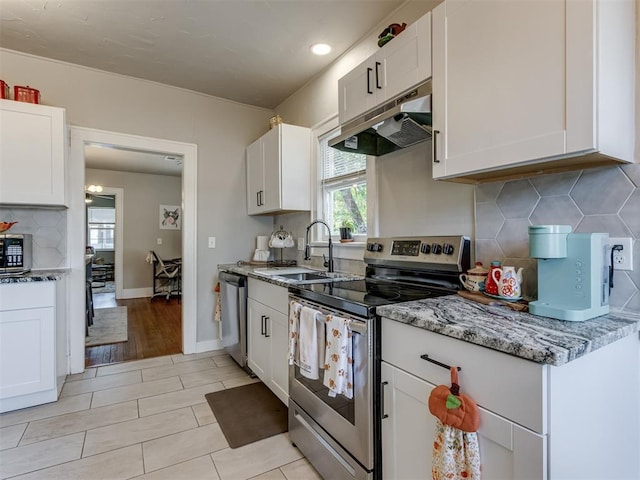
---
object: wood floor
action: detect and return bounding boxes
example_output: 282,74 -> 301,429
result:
85,293 -> 182,368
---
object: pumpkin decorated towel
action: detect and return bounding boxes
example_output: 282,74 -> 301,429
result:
429,367 -> 481,480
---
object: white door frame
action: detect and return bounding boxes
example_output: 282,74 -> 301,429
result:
68,127 -> 198,374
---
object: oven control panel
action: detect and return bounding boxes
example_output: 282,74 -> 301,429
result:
364,236 -> 470,271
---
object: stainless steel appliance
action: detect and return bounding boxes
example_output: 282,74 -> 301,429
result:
219,271 -> 250,372
329,81 -> 432,157
288,235 -> 470,480
0,234 -> 32,274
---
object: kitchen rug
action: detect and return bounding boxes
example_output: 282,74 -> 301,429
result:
205,381 -> 287,448
86,306 -> 128,346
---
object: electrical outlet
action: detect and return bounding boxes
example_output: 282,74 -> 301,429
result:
156,238 -> 162,245
208,237 -> 216,248
610,237 -> 633,271
298,238 -> 305,251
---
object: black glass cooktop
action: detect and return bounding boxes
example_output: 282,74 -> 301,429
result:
288,278 -> 455,318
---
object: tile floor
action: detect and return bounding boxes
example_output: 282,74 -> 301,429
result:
0,351 -> 322,480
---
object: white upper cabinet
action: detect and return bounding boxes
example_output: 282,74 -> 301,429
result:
246,123 -> 311,216
338,12 -> 432,125
0,100 -> 67,206
432,0 -> 636,182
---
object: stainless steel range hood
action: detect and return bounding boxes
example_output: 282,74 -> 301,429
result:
329,81 -> 432,157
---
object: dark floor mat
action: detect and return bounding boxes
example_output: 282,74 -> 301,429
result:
205,382 -> 288,449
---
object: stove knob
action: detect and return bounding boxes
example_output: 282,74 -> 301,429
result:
367,243 -> 383,252
420,243 -> 431,254
431,243 -> 442,255
443,243 -> 455,255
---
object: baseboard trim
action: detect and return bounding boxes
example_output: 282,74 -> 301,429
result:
195,339 -> 223,353
119,287 -> 153,299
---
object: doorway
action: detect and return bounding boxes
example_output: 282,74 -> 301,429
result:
68,127 -> 197,374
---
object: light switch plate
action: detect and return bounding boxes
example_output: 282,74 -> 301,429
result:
610,237 -> 633,271
298,238 -> 305,251
157,238 -> 162,245
208,237 -> 216,248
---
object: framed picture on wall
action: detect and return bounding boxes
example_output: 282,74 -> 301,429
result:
159,205 -> 181,230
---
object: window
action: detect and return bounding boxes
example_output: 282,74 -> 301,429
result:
87,207 -> 115,250
320,129 -> 367,238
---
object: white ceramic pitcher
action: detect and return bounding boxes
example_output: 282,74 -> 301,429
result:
491,266 -> 524,298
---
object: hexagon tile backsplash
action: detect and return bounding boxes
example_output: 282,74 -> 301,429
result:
475,164 -> 640,314
0,207 -> 67,269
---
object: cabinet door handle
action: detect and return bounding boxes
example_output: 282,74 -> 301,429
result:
264,316 -> 270,337
420,354 -> 461,371
433,130 -> 440,163
366,67 -> 373,94
375,62 -> 382,89
256,191 -> 260,207
261,315 -> 266,335
381,381 -> 389,420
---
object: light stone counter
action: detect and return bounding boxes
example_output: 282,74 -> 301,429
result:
0,269 -> 68,283
218,263 -> 362,288
378,294 -> 640,366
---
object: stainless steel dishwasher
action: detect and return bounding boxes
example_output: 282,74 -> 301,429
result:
219,271 -> 250,372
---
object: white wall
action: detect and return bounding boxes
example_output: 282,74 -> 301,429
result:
0,48 -> 274,345
86,168 -> 182,290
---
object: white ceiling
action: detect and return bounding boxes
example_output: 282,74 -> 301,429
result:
84,145 -> 183,177
3,0 -> 405,176
0,0 -> 405,109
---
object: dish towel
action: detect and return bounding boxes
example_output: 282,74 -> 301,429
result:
322,314 -> 353,399
432,419 -> 481,480
213,283 -> 222,322
298,306 -> 323,379
288,301 -> 303,366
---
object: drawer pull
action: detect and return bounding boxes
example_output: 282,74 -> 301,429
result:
420,354 -> 461,372
380,381 -> 389,420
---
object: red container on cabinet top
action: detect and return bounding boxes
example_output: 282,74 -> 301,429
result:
0,80 -> 9,99
14,85 -> 40,104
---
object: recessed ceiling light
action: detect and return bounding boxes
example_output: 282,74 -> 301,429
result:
311,43 -> 331,56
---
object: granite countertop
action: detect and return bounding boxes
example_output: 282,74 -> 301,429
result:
218,263 -> 363,288
0,269 -> 69,283
377,295 -> 640,366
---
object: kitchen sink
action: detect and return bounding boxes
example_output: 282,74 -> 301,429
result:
253,267 -> 318,276
277,272 -> 330,281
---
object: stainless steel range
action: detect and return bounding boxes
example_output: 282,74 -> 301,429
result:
288,235 -> 470,480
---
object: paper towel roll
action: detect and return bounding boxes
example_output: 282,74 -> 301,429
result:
257,236 -> 269,251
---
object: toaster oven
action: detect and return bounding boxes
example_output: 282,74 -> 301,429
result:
0,234 -> 32,274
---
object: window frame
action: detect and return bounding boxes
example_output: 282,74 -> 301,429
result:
309,116 -> 378,259
87,206 -> 116,251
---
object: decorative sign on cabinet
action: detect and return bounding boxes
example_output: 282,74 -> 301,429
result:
246,123 -> 311,216
431,0 -> 636,183
0,100 -> 67,206
246,278 -> 289,404
338,12 -> 431,126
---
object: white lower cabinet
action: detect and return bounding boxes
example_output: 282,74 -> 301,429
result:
381,362 -> 545,480
381,318 -> 639,479
0,282 -> 58,413
247,279 -> 289,404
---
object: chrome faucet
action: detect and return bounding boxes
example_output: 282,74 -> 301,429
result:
304,219 -> 334,272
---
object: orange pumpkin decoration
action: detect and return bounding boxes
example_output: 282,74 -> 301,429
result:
428,367 -> 480,433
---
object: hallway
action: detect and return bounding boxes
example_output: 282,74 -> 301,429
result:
85,293 -> 182,368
